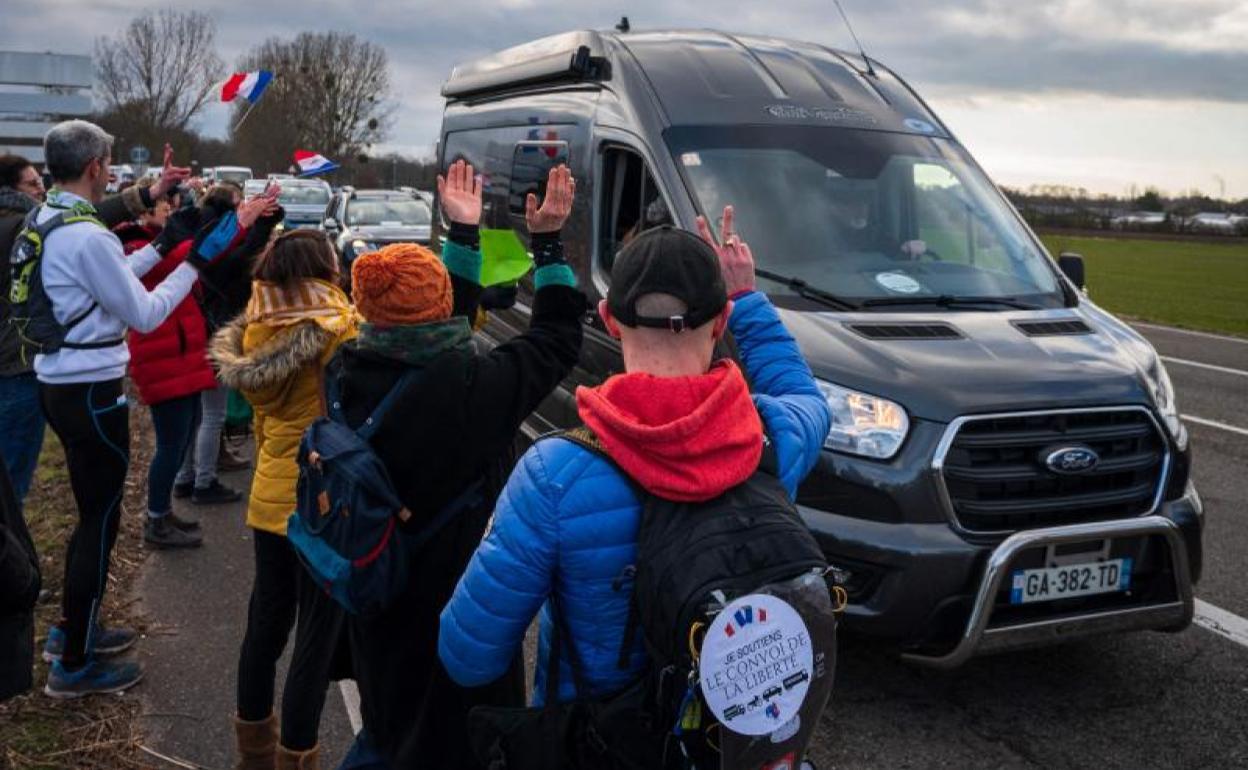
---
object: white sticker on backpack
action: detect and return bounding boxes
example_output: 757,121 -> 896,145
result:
698,593 -> 813,736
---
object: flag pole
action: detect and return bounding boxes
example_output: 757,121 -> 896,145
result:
232,100 -> 261,133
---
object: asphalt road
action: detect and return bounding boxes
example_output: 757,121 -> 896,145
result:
135,321 -> 1248,769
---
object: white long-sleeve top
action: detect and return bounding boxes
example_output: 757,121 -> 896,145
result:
34,190 -> 198,385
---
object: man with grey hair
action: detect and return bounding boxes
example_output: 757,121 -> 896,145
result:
25,120 -> 201,698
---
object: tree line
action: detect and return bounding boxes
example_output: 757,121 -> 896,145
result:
92,10 -> 432,187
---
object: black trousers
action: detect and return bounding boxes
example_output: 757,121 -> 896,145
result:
236,529 -> 346,751
39,378 -> 130,668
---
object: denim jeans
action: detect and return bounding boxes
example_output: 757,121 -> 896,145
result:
147,395 -> 201,516
175,385 -> 227,489
0,372 -> 47,507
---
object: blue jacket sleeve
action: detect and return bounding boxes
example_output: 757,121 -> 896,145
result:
439,445 -> 560,687
728,291 -> 832,498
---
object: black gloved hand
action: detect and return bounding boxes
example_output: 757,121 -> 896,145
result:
153,206 -> 202,255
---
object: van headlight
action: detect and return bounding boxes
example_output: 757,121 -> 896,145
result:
351,238 -> 373,255
1150,359 -> 1187,450
816,380 -> 909,459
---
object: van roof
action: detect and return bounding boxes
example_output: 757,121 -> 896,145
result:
442,28 -> 948,138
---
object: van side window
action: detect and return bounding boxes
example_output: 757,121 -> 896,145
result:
510,142 -> 570,221
600,147 -> 672,270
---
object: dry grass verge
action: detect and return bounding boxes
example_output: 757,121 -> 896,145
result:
1,391 -> 156,770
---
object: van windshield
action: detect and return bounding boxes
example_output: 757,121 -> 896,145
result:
666,126 -> 1065,309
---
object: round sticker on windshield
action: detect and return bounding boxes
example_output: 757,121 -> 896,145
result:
875,272 -> 922,294
698,593 -> 813,737
904,118 -> 936,133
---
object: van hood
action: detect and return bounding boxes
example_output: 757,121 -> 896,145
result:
776,304 -> 1162,423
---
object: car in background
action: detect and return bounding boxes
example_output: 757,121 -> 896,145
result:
398,186 -> 435,207
106,164 -> 135,193
1187,212 -> 1243,234
242,178 -> 333,231
267,173 -> 295,181
323,188 -> 433,270
203,166 -> 254,186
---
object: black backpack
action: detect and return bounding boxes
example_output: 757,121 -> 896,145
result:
7,203 -> 117,366
469,426 -> 838,770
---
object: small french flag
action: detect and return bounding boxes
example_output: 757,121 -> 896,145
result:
220,71 -> 273,103
294,150 -> 339,178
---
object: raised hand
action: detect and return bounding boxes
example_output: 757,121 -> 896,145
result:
437,159 -> 483,226
150,143 -> 191,199
696,204 -> 755,297
525,164 -> 575,234
237,195 -> 273,229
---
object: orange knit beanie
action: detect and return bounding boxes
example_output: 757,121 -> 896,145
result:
351,243 -> 452,325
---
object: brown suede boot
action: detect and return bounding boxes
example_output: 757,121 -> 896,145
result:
276,744 -> 320,770
233,712 -> 278,770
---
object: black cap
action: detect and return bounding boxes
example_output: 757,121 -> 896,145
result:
608,226 -> 727,332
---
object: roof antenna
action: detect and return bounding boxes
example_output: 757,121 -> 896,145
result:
616,16 -> 631,33
832,0 -> 877,76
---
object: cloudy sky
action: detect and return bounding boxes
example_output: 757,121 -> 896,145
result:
4,0 -> 1246,198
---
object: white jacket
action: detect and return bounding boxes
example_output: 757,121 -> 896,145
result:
34,190 -> 197,384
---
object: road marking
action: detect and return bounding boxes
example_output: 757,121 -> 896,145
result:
1161,356 -> 1248,378
1194,599 -> 1248,650
339,679 -> 363,734
1182,414 -> 1248,437
1132,322 -> 1248,345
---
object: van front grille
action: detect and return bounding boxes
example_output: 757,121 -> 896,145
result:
937,408 -> 1169,534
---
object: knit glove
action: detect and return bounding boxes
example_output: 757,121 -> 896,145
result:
152,206 -> 201,255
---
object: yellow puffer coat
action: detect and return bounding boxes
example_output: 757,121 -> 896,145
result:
210,310 -> 357,535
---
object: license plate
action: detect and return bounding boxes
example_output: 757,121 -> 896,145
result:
1010,558 -> 1133,604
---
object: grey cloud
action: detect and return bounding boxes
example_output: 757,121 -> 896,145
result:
4,0 -> 1245,151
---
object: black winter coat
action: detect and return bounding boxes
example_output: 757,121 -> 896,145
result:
333,265 -> 585,769
0,450 -> 40,702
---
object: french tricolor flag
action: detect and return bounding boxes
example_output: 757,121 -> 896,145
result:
220,71 -> 273,104
294,150 -> 339,178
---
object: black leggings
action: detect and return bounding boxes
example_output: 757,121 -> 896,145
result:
236,529 -> 345,751
39,379 -> 130,668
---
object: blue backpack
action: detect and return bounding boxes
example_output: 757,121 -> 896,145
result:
287,365 -> 483,616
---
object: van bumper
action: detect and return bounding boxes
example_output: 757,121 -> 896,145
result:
801,480 -> 1203,666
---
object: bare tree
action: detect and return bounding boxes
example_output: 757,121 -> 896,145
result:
231,32 -> 392,173
95,10 -> 224,132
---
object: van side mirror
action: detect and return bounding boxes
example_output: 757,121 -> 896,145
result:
323,217 -> 339,232
1058,252 -> 1086,290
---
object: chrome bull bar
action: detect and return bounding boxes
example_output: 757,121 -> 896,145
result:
902,515 -> 1194,669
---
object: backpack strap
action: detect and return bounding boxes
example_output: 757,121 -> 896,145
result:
19,208 -> 118,350
355,368 -> 421,442
544,591 -> 594,703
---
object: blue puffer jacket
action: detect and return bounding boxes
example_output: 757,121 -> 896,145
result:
438,290 -> 831,704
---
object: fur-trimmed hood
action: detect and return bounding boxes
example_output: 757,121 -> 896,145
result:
210,314 -> 336,407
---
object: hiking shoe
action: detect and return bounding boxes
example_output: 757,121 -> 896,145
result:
167,511 -> 201,532
43,624 -> 138,662
218,441 -> 251,471
173,481 -> 194,499
144,515 -> 204,548
44,658 -> 143,699
191,480 -> 243,505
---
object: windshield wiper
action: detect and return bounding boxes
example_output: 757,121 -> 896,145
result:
859,295 -> 1041,310
755,269 -> 861,311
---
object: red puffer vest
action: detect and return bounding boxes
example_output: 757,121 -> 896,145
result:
119,223 -> 220,406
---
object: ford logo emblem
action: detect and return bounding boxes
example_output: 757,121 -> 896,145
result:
1044,446 -> 1100,475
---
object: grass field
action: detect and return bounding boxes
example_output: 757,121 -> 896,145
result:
1039,234 -> 1248,337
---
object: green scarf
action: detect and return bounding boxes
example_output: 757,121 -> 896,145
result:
356,318 -> 474,367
